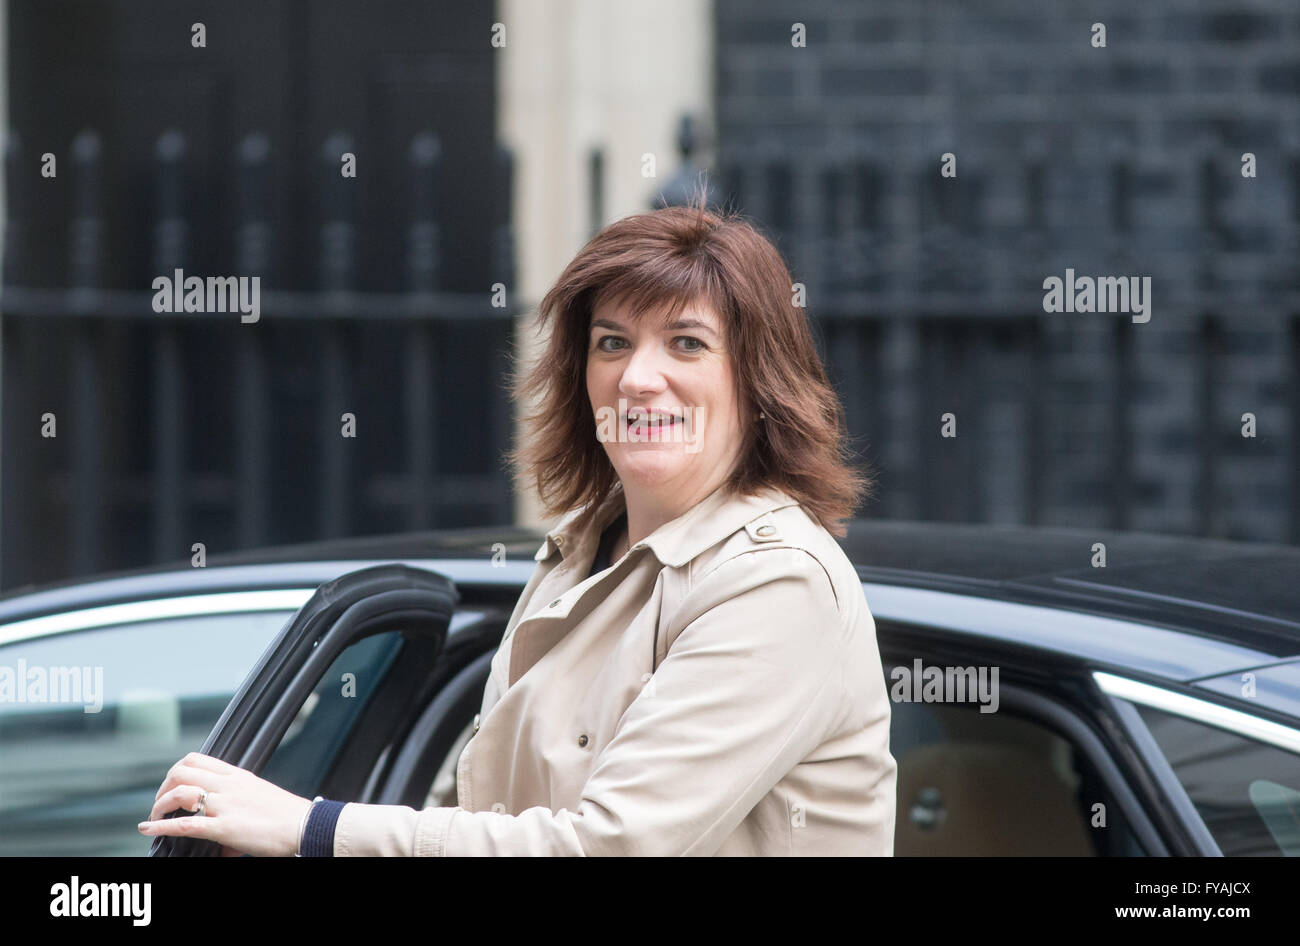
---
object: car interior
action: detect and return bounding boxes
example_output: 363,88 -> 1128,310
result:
409,643 -> 1150,855
881,655 -> 1147,856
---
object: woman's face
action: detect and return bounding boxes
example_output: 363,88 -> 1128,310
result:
586,295 -> 744,501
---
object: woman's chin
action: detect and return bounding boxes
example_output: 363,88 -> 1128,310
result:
613,451 -> 694,488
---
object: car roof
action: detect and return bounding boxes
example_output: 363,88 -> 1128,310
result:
2,519 -> 1298,674
838,520 -> 1300,659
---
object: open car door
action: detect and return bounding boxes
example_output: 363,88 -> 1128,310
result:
149,563 -> 462,857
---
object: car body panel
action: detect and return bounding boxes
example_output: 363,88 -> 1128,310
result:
863,583 -> 1281,683
2,519 -> 1298,857
7,518 -> 1298,664
2,556 -> 1288,690
1192,659 -> 1300,723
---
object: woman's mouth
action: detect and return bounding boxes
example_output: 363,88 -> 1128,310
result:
624,410 -> 682,429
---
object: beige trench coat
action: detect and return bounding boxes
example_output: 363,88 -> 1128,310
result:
332,483 -> 897,855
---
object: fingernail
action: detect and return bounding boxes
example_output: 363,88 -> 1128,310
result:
138,822 -> 151,831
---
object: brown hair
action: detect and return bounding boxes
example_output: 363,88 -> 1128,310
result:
504,192 -> 875,538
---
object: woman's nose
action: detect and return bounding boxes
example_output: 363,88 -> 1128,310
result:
617,345 -> 669,396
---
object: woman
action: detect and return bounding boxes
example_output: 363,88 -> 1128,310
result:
140,198 -> 897,856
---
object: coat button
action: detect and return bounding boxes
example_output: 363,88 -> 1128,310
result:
755,524 -> 776,537
472,713 -> 480,734
554,536 -> 564,546
549,598 -> 561,608
577,734 -> 588,747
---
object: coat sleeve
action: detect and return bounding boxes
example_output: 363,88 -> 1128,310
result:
332,546 -> 849,856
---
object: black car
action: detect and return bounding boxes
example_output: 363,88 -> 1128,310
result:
1,521 -> 1297,856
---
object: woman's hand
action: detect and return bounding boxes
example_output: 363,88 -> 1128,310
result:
138,752 -> 314,857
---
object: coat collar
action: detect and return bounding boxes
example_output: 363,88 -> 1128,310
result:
535,482 -> 803,569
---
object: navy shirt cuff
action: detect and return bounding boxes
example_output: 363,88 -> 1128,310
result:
300,799 -> 346,857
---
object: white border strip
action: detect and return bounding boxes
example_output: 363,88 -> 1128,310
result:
0,590 -> 314,647
1094,671 -> 1300,755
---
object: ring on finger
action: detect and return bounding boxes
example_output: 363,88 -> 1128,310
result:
194,789 -> 209,817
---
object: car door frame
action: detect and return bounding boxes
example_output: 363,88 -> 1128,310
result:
150,563 -> 459,856
877,621 -> 1182,855
368,648 -> 495,808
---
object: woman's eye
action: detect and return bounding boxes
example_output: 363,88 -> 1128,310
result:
595,336 -> 626,352
675,336 -> 705,352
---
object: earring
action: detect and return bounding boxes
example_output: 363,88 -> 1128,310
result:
757,412 -> 765,420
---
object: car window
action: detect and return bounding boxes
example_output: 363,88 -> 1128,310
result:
1132,703 -> 1300,856
0,609 -> 295,856
258,630 -> 405,799
885,658 -> 1146,856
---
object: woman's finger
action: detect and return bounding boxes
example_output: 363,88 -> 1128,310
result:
137,812 -> 218,842
154,763 -> 217,802
148,784 -> 210,823
154,753 -> 238,798
179,751 -> 239,775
